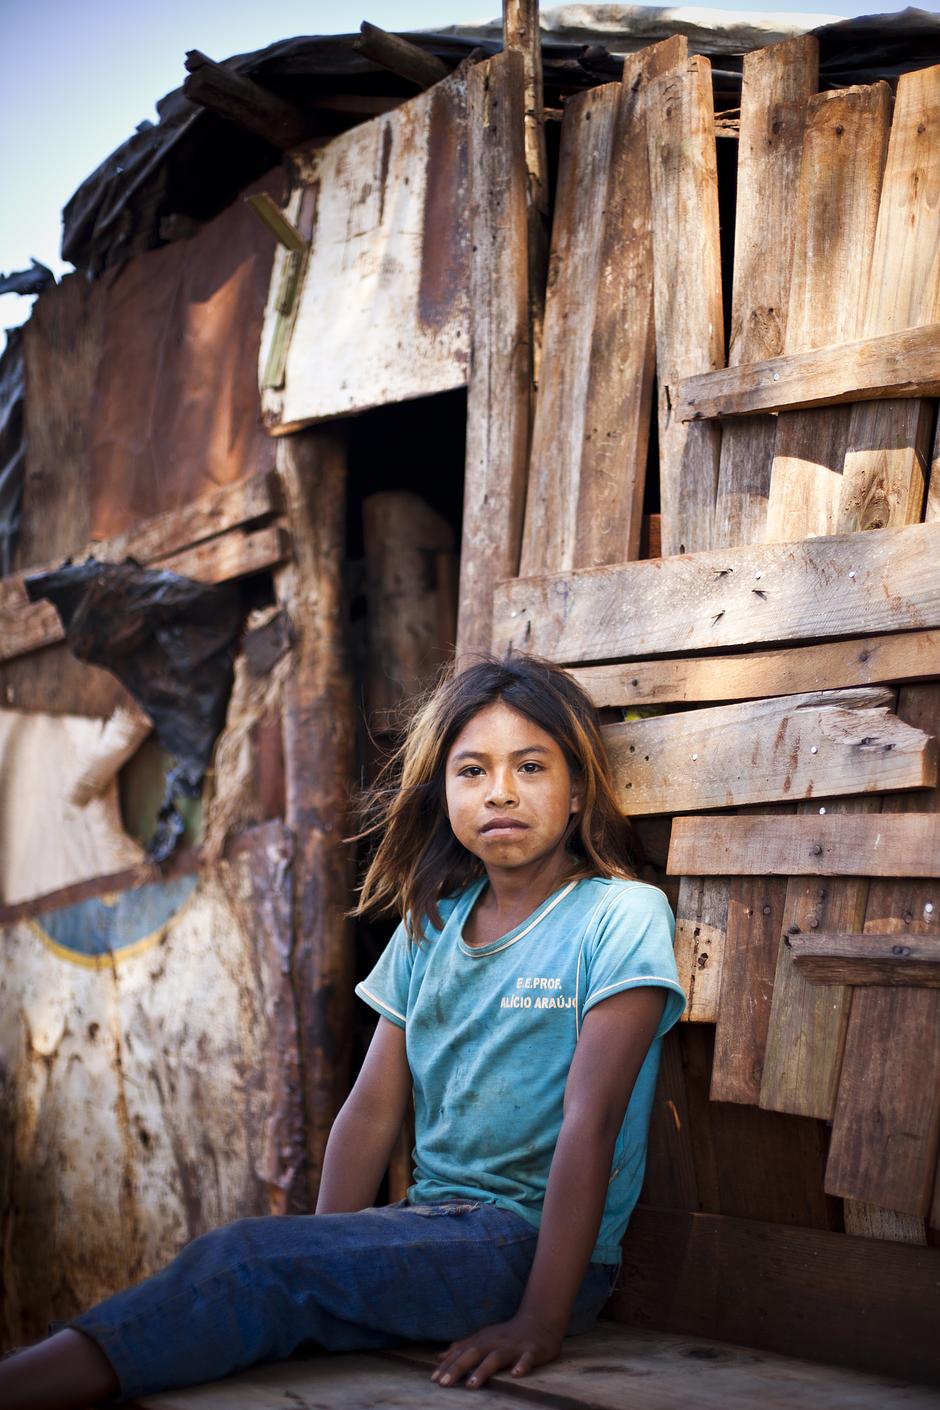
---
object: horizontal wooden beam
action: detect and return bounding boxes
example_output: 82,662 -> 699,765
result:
668,813 -> 940,877
791,933 -> 940,988
353,22 -> 450,90
604,687 -> 936,817
676,321 -> 940,421
494,521 -> 940,664
612,1206 -> 940,1384
570,628 -> 940,708
0,473 -> 283,664
183,50 -> 308,149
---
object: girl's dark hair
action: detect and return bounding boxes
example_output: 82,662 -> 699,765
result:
352,654 -> 638,937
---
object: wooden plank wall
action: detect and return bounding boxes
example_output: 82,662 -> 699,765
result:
479,30 -> 940,1375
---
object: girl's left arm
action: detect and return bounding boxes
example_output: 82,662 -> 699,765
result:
432,984 -> 666,1391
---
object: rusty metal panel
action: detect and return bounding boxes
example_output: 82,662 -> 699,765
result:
87,171 -> 282,540
0,822 -> 304,1347
260,68 -> 470,432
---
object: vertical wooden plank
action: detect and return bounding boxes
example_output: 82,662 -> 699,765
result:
732,83 -> 889,1118
712,36 -> 818,549
574,37 -> 687,569
519,85 -> 618,576
759,797 -> 878,1118
764,83 -> 890,542
502,0 -> 548,389
523,42 -> 690,576
836,65 -> 940,532
646,54 -> 724,558
826,684 -> 940,1217
710,874 -> 789,1103
457,52 -> 530,662
277,427 -> 356,1203
674,874 -> 726,1023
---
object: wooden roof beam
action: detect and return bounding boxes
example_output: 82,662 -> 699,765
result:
183,50 -> 308,149
353,21 -> 450,90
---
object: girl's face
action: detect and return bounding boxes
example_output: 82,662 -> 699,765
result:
444,702 -> 581,877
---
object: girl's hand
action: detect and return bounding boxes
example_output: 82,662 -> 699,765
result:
431,1312 -> 562,1389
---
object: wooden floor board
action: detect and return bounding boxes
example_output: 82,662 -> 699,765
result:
130,1325 -> 940,1408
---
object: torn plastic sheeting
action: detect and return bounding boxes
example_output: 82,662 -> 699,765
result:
25,559 -> 243,862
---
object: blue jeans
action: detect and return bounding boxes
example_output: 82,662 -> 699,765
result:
69,1201 -> 618,1401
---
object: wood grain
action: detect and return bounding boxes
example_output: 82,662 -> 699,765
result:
612,1205 -> 940,1384
791,932 -> 940,987
603,687 -> 935,817
575,38 -> 687,569
837,65 -> 940,534
826,684 -> 940,1217
520,84 -> 618,575
674,875 -> 727,1022
570,629 -> 940,708
758,798 -> 877,1118
680,320 -> 940,422
712,36 -> 818,549
668,812 -> 940,878
646,55 -> 723,557
494,521 -> 940,664
456,52 -> 530,661
765,84 -> 890,543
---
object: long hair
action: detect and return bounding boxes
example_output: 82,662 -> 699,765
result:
352,654 -> 638,938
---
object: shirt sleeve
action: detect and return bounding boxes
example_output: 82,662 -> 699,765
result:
581,883 -> 687,1038
355,920 -> 415,1029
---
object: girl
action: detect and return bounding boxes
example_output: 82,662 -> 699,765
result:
3,655 -> 685,1407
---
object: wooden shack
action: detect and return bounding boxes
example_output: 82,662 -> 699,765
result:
2,4 -> 940,1403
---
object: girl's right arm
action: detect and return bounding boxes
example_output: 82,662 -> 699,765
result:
316,1016 -> 412,1213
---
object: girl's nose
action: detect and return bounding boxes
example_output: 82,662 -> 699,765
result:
485,770 -> 517,806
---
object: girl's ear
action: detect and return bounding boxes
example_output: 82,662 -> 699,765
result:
570,782 -> 583,815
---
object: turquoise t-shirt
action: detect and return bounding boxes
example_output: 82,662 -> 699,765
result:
355,875 -> 686,1264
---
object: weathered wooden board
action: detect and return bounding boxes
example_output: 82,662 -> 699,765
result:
603,687 -> 935,817
764,83 -> 890,544
456,52 -> 530,661
758,797 -> 878,1118
521,39 -> 685,576
837,65 -> 940,533
826,688 -> 940,1218
260,64 -> 470,432
494,521 -> 940,664
680,321 -> 940,422
710,872 -> 790,1103
520,83 -> 618,575
791,932 -> 940,987
134,1353 -> 529,1409
674,875 -> 727,1022
389,1320 -> 940,1409
646,54 -> 723,557
570,629 -> 940,708
611,1206 -> 940,1385
712,36 -> 818,549
668,813 -> 940,878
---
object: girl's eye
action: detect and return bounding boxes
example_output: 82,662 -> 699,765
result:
458,765 -> 484,778
519,762 -> 543,774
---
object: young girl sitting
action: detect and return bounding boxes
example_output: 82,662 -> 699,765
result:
3,654 -> 685,1408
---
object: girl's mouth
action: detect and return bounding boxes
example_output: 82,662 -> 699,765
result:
480,819 -> 529,836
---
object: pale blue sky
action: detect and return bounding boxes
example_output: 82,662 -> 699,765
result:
1,0 -> 936,332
